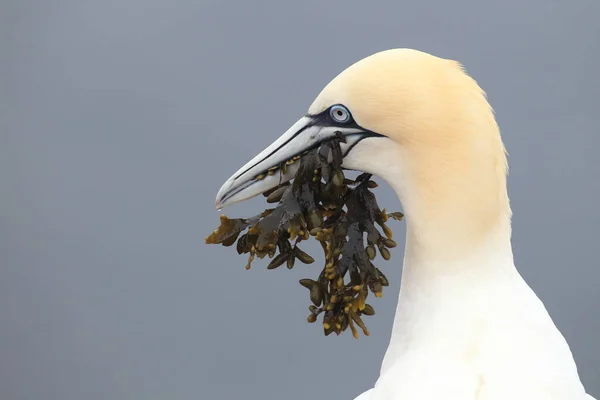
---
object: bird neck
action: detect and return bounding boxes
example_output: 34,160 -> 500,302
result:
379,185 -> 518,374
379,137 -> 520,372
388,151 -> 516,314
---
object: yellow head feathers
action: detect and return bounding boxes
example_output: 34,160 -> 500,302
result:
310,49 -> 500,149
308,49 -> 510,253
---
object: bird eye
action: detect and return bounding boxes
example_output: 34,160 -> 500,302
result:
330,105 -> 351,123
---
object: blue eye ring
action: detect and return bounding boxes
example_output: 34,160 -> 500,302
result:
329,104 -> 352,123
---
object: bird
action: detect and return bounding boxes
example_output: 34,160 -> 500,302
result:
214,49 -> 595,400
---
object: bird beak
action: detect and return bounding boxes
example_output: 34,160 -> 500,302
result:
215,115 -> 377,209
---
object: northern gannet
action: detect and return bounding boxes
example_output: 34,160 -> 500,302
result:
215,49 -> 594,400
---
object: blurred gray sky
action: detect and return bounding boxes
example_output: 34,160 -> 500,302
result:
1,0 -> 599,399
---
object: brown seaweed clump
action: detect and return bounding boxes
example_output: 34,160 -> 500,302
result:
205,135 -> 404,338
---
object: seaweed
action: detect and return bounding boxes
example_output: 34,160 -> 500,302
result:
205,135 -> 403,337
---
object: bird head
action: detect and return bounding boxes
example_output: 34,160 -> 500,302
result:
215,49 -> 509,251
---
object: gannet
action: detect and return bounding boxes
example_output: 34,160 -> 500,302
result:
214,49 -> 595,400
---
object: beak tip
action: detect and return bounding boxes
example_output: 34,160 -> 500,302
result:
214,178 -> 236,210
215,191 -> 229,211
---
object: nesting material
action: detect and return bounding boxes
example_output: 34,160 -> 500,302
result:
205,135 -> 403,338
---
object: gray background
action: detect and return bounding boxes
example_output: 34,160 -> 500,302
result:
1,0 -> 599,399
